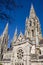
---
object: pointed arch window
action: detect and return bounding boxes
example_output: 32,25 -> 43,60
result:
32,30 -> 34,36
30,20 -> 32,26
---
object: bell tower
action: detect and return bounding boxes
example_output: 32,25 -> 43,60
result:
25,4 -> 42,45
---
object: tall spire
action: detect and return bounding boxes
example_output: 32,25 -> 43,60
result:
12,28 -> 17,43
2,23 -> 8,53
3,23 -> 8,36
29,4 -> 36,18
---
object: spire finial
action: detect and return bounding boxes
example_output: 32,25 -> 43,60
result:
31,3 -> 34,10
29,3 -> 36,18
14,27 -> 17,35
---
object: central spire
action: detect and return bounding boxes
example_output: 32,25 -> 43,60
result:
29,4 -> 36,18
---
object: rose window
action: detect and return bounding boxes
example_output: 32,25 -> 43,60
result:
17,49 -> 24,59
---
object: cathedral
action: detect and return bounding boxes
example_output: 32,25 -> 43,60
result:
0,4 -> 43,65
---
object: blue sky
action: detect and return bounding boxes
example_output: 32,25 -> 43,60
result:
0,0 -> 43,46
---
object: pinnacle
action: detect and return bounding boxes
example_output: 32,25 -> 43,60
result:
31,4 -> 34,10
29,3 -> 36,18
5,23 -> 8,31
3,23 -> 8,35
14,27 -> 17,35
12,27 -> 17,43
30,3 -> 35,13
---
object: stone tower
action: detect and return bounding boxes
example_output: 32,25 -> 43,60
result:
25,4 -> 42,46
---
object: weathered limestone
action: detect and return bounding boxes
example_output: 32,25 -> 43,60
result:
0,4 -> 43,65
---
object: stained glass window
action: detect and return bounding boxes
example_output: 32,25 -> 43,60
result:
17,49 -> 24,59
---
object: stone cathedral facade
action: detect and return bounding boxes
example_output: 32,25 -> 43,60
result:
0,4 -> 43,65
